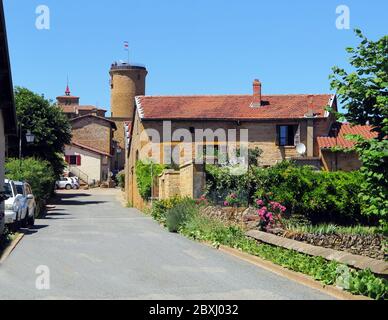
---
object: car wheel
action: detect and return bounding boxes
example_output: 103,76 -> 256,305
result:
22,211 -> 29,228
65,184 -> 72,190
28,213 -> 35,227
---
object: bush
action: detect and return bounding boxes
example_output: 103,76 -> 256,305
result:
254,162 -> 366,225
5,158 -> 56,215
151,196 -> 183,225
207,161 -> 367,225
166,198 -> 197,233
135,160 -> 165,200
116,170 -> 125,189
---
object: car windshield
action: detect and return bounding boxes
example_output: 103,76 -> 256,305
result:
16,185 -> 24,195
3,183 -> 14,197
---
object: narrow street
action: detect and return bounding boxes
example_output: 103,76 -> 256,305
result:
0,189 -> 333,300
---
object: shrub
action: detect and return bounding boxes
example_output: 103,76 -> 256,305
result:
166,198 -> 197,233
259,163 -> 366,224
255,199 -> 286,231
116,170 -> 125,189
135,160 -> 165,200
151,196 -> 183,225
5,158 -> 56,215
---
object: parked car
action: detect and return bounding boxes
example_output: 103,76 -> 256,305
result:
0,191 -> 7,235
56,177 -> 75,190
3,179 -> 25,231
70,177 -> 80,189
14,181 -> 36,227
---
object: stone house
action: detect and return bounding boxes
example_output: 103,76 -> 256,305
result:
0,0 -> 17,234
124,78 -> 341,208
57,86 -> 107,119
64,114 -> 117,184
318,123 -> 377,171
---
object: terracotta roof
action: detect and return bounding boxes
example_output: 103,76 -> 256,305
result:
69,114 -> 117,130
136,94 -> 335,121
78,105 -> 107,112
60,105 -> 106,113
317,123 -> 377,149
70,141 -> 112,157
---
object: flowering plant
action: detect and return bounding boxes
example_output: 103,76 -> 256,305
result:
255,199 -> 286,231
196,195 -> 209,206
224,193 -> 240,207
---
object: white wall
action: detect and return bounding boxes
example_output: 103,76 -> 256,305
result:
65,145 -> 102,183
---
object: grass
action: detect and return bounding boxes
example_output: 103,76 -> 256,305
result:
148,199 -> 387,300
283,221 -> 386,236
0,230 -> 17,258
179,213 -> 388,300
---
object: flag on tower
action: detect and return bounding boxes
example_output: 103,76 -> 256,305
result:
124,41 -> 129,51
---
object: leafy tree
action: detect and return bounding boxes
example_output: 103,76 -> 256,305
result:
12,87 -> 72,177
330,30 -> 388,226
330,29 -> 388,139
5,158 -> 56,215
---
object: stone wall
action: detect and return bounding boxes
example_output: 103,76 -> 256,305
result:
321,150 -> 362,172
274,230 -> 386,261
200,206 -> 386,261
72,117 -> 112,155
159,170 -> 180,200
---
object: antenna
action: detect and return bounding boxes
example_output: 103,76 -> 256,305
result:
296,143 -> 307,156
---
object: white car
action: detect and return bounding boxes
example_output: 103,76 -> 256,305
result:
56,177 -> 75,190
3,179 -> 26,231
70,177 -> 80,189
14,181 -> 36,227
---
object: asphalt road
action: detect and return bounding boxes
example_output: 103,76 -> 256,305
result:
0,189 -> 333,300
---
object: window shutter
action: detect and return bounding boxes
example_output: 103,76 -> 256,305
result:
275,126 -> 280,146
65,156 -> 70,164
77,155 -> 81,166
294,125 -> 301,146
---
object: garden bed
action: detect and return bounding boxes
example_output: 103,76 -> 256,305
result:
199,206 -> 387,262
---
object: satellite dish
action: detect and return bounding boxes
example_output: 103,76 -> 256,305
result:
296,143 -> 307,156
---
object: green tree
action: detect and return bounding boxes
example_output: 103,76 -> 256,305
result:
12,87 -> 72,177
5,158 -> 56,215
330,30 -> 388,226
330,29 -> 388,139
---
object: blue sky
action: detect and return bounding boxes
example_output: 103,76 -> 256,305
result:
4,0 -> 388,114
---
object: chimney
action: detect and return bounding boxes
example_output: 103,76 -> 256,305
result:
252,79 -> 262,108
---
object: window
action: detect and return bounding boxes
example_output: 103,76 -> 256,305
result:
16,185 -> 24,195
277,125 -> 299,146
65,155 -> 81,166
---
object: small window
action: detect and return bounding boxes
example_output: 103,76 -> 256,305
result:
69,155 -> 78,165
277,125 -> 296,146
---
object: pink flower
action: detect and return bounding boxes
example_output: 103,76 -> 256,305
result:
256,199 -> 264,206
224,201 -> 230,207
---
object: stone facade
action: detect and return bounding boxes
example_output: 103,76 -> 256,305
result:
125,114 -> 337,208
71,116 -> 114,155
320,150 -> 362,172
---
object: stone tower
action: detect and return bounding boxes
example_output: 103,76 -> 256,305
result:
109,62 -> 148,118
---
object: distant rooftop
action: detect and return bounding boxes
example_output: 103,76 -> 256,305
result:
110,62 -> 146,71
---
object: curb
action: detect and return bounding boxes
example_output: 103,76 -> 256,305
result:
215,245 -> 371,300
0,233 -> 24,265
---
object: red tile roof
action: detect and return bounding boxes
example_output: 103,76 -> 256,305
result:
136,94 -> 335,121
70,141 -> 112,157
69,114 -> 117,130
317,123 -> 377,149
60,105 -> 106,113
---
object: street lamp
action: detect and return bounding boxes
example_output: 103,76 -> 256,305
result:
26,130 -> 35,144
19,128 -> 36,159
